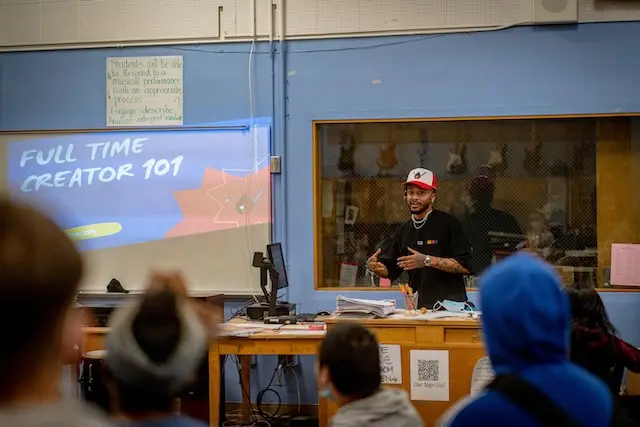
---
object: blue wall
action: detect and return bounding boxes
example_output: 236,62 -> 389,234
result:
3,21 -> 640,406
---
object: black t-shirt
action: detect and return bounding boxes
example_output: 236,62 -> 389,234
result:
379,209 -> 471,308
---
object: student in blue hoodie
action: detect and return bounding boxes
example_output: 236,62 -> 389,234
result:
437,252 -> 613,427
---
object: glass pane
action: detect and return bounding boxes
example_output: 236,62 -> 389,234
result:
314,117 -> 640,290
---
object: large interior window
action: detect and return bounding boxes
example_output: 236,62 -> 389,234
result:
314,117 -> 640,290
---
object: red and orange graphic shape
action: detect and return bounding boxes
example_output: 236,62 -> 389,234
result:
166,167 -> 270,238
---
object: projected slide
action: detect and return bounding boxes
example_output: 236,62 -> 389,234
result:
6,122 -> 271,252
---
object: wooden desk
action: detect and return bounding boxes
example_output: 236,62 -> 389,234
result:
209,329 -> 326,427
82,327 -> 109,353
323,317 -> 484,427
85,316 -> 484,427
83,326 -> 327,426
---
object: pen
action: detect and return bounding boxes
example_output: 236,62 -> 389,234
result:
400,285 -> 415,310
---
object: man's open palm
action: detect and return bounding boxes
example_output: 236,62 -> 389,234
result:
367,248 -> 388,277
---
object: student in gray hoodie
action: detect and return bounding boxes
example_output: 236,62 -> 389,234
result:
317,323 -> 423,427
0,198 -> 112,427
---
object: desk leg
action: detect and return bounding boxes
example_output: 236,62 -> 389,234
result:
209,343 -> 221,427
72,362 -> 79,397
240,356 -> 252,422
318,396 -> 327,427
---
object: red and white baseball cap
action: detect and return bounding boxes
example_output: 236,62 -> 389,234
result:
404,168 -> 438,191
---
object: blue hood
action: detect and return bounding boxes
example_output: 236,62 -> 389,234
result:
479,252 -> 570,373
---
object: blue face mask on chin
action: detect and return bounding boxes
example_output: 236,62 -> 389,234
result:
319,388 -> 334,400
435,299 -> 473,312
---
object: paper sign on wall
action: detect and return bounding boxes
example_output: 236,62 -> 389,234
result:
339,263 -> 358,286
611,243 -> 640,286
470,356 -> 494,396
410,349 -> 450,401
106,56 -> 184,127
379,344 -> 402,384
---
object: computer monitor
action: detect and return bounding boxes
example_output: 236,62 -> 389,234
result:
267,242 -> 289,290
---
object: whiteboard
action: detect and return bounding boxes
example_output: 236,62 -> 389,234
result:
0,124 -> 271,295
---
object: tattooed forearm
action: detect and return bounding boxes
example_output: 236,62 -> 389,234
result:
429,256 -> 470,274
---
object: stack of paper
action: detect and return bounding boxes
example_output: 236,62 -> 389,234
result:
219,323 -> 281,337
335,295 -> 396,317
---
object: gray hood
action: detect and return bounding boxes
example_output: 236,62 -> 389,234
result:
331,388 -> 423,427
0,401 -> 113,427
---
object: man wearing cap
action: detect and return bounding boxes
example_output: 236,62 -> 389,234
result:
367,168 -> 472,308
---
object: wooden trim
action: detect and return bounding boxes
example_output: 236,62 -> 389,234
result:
312,112 -> 640,125
313,122 -> 323,290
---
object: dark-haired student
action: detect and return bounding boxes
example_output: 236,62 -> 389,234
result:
317,323 -> 423,427
0,198 -> 112,427
105,273 -> 209,427
567,287 -> 640,393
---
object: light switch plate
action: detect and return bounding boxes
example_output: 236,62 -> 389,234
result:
270,156 -> 281,174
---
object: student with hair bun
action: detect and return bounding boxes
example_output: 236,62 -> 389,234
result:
105,273 -> 211,427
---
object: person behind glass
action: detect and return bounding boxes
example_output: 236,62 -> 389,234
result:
461,165 -> 523,274
367,168 -> 472,308
567,287 -> 640,394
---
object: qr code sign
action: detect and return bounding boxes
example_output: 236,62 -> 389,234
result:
418,359 -> 439,382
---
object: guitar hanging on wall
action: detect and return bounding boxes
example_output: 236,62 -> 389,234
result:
487,142 -> 508,176
337,130 -> 356,176
377,127 -> 399,176
446,140 -> 468,176
523,122 -> 542,175
377,142 -> 399,176
418,129 -> 429,167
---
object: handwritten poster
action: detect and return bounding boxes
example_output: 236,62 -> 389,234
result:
379,344 -> 402,384
470,356 -> 494,396
410,349 -> 449,401
106,56 -> 184,127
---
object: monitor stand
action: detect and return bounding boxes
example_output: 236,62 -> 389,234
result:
246,262 -> 290,321
246,302 -> 290,321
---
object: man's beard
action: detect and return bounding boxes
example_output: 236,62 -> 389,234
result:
408,201 -> 431,216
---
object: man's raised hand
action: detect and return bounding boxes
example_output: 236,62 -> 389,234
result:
367,248 -> 389,278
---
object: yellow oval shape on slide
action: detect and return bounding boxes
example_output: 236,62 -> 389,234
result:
65,222 -> 122,241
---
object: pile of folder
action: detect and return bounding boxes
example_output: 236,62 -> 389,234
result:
335,295 -> 396,317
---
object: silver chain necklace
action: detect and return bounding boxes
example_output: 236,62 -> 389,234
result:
411,209 -> 432,230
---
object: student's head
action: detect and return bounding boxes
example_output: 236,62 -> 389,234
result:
566,287 -> 616,336
0,198 -> 83,404
105,284 -> 207,417
479,252 -> 570,374
317,323 -> 381,403
403,168 -> 438,216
